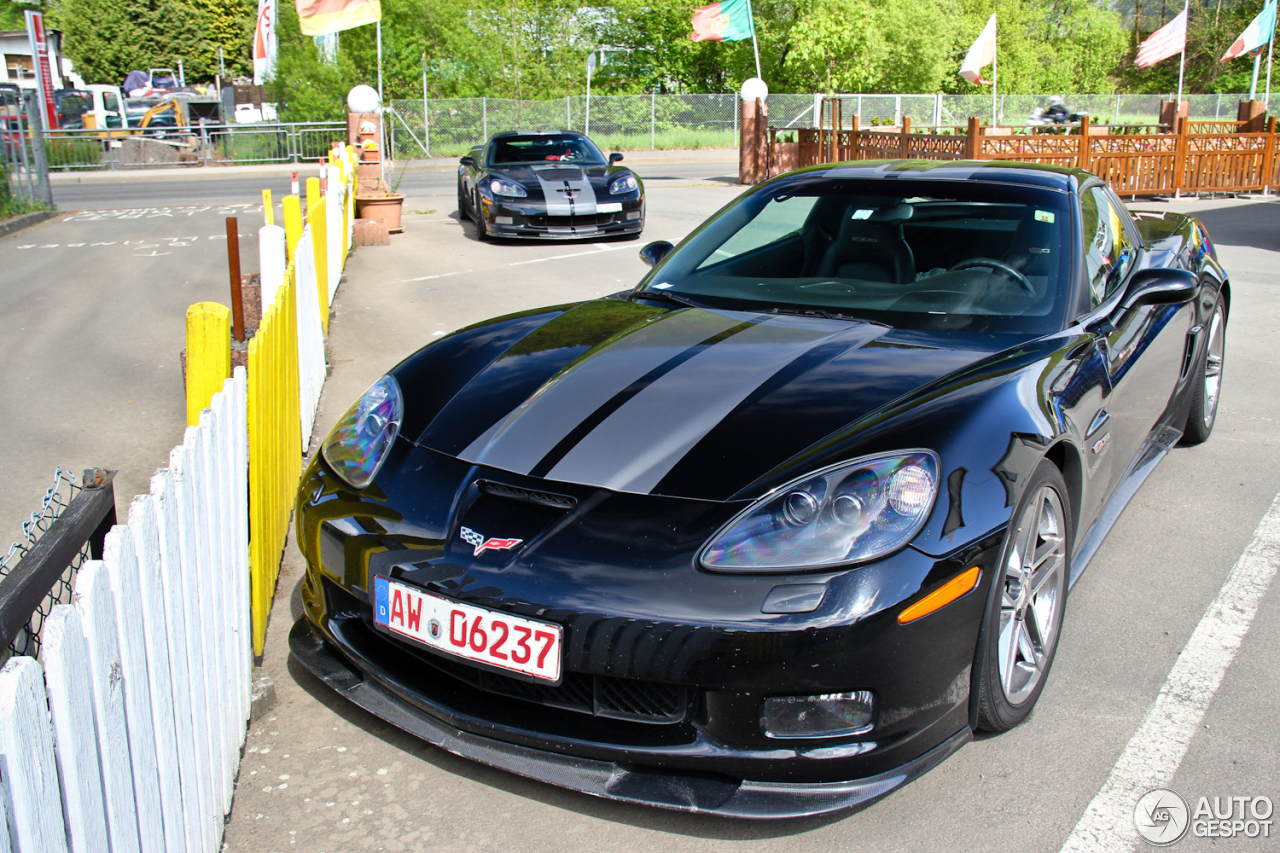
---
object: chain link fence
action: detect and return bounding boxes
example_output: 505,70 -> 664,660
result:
388,92 -> 1279,158
2,87 -> 53,209
0,469 -> 86,661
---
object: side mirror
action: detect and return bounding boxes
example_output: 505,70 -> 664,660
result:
609,152 -> 624,164
459,155 -> 476,168
638,240 -> 674,269
1121,268 -> 1197,311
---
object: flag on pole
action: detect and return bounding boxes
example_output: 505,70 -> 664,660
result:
1222,0 -> 1277,61
252,0 -> 277,84
295,0 -> 381,38
959,14 -> 997,84
689,0 -> 755,42
1135,6 -> 1188,67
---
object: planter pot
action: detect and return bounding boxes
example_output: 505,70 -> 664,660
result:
355,193 -> 405,234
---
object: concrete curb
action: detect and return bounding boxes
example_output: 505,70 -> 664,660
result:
0,209 -> 59,238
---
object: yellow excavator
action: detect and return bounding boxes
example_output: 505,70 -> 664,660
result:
80,96 -> 186,140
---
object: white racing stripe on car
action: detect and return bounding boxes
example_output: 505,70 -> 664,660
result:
1058,491 -> 1280,853
531,166 -> 598,216
458,309 -> 748,475
546,314 -> 876,494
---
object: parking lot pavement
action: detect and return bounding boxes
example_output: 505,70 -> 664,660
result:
220,188 -> 1279,853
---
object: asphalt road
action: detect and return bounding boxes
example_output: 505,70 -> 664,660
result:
48,157 -> 742,211
6,164 -> 1279,852
220,184 -> 1279,852
0,201 -> 264,541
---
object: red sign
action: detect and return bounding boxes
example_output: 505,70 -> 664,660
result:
24,11 -> 58,129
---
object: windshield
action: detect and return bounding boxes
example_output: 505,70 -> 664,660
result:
489,134 -> 606,166
642,177 -> 1074,335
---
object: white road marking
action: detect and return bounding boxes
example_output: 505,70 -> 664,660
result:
402,270 -> 472,283
507,243 -> 630,266
1059,491 -> 1280,853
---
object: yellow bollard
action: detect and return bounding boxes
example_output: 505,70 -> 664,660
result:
282,194 -> 303,266
185,301 -> 231,426
307,176 -> 330,335
262,189 -> 274,226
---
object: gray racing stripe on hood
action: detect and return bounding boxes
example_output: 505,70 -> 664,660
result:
458,309 -> 746,474
532,166 -> 597,215
546,315 -> 880,494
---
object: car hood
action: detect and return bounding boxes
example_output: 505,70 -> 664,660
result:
412,299 -> 1005,502
490,163 -> 618,190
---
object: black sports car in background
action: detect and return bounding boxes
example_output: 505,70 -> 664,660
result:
457,130 -> 645,240
292,160 -> 1227,818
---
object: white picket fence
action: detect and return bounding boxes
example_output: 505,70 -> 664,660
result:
0,369 -> 250,853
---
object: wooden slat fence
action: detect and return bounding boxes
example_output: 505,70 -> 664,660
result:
0,370 -> 250,853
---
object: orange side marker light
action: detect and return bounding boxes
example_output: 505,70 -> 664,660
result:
898,567 -> 982,625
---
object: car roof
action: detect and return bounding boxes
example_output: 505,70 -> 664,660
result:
489,130 -> 585,140
794,159 -> 1087,192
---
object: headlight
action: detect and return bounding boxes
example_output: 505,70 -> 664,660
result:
321,375 -> 403,489
700,451 -> 939,572
609,174 -> 638,194
488,178 -> 527,197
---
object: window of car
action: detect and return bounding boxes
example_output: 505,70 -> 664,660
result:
489,134 -> 605,166
103,91 -> 120,114
1080,185 -> 1137,308
697,196 -> 818,270
642,177 -> 1073,336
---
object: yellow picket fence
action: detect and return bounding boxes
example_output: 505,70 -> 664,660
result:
186,143 -> 357,657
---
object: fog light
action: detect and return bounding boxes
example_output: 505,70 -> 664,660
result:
494,216 -> 513,225
763,691 -> 874,739
626,211 -> 641,220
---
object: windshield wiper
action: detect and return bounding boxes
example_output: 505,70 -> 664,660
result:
766,305 -> 891,328
630,288 -> 704,309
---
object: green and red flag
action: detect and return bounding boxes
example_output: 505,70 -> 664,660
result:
689,0 -> 755,43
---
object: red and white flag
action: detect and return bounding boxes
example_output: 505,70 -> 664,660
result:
959,14 -> 997,85
1135,5 -> 1188,68
253,0 -> 277,84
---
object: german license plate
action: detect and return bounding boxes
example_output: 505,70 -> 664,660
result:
372,576 -> 562,682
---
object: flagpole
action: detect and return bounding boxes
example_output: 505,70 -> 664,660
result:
993,31 -> 998,125
1176,1 -> 1187,108
1267,3 -> 1276,105
377,19 -> 386,165
745,0 -> 762,80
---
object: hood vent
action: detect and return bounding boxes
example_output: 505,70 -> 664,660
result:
478,480 -> 578,510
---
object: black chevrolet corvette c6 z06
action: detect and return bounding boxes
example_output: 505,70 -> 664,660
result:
456,130 -> 644,240
292,160 -> 1228,818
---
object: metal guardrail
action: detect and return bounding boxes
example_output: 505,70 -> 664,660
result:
39,121 -> 347,170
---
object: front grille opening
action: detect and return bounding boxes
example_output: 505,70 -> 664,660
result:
403,638 -> 688,724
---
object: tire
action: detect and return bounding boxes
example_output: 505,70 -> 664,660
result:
474,190 -> 490,241
973,459 -> 1071,733
457,180 -> 470,222
1180,296 -> 1226,446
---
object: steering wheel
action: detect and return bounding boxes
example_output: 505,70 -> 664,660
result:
950,258 -> 1034,295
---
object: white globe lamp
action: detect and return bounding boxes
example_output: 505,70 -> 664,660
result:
347,85 -> 381,114
740,77 -> 769,103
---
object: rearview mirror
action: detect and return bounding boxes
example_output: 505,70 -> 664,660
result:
459,155 -> 476,168
1121,268 -> 1197,311
639,240 -> 674,268
609,152 -> 624,164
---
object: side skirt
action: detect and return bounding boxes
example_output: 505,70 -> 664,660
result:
1070,424 -> 1182,587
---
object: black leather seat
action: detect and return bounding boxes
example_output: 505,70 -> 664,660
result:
816,202 -> 916,283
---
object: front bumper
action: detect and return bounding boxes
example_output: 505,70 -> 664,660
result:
290,616 -> 972,818
482,196 -> 644,239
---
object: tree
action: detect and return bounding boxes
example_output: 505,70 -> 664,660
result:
60,0 -> 208,85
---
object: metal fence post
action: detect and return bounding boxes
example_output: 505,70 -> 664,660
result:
651,93 -> 656,150
22,92 -> 52,206
566,95 -> 571,131
483,96 -> 488,138
934,94 -> 941,127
